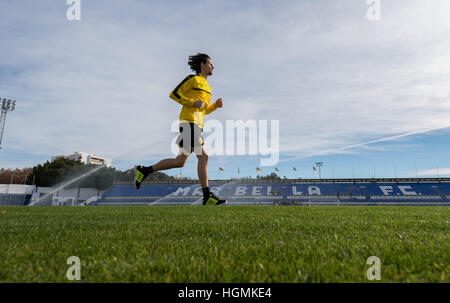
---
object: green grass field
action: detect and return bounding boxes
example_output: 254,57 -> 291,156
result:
0,206 -> 448,283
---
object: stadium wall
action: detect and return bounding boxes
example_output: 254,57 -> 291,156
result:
96,179 -> 450,206
30,187 -> 105,206
3,179 -> 449,207
0,184 -> 35,206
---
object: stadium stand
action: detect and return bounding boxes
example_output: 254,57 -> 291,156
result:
0,185 -> 34,206
2,179 -> 448,206
94,179 -> 450,206
0,193 -> 31,206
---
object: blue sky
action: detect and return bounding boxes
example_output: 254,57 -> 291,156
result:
1,0 -> 450,179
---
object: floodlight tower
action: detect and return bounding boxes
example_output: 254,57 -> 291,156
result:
315,161 -> 324,179
0,98 -> 16,149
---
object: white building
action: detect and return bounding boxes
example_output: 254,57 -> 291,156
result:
52,151 -> 112,167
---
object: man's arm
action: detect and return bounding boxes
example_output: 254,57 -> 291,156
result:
205,98 -> 222,115
169,75 -> 197,107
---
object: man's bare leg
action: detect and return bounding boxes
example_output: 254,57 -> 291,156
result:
152,150 -> 190,172
195,147 -> 209,188
136,150 -> 190,189
195,147 -> 226,205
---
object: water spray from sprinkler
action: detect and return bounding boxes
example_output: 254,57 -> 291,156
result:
29,164 -> 106,206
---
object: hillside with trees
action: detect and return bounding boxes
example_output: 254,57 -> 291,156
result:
1,159 -> 179,190
0,168 -> 33,184
1,159 -> 284,190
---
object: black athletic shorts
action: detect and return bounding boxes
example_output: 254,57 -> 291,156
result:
176,122 -> 204,153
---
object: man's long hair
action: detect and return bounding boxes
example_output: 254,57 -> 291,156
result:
188,53 -> 210,75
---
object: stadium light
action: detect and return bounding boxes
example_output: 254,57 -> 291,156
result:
0,98 -> 17,149
315,162 -> 323,179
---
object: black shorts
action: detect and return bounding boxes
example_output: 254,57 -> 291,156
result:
176,122 -> 204,153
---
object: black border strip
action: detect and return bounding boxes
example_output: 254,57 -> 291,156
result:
0,283 -> 446,301
172,75 -> 195,99
193,88 -> 211,94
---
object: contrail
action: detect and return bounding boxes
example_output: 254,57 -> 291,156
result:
279,125 -> 450,163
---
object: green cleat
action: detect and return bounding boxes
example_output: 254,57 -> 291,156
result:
135,165 -> 149,190
202,193 -> 227,205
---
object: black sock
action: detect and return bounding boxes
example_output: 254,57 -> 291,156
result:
143,166 -> 154,175
202,187 -> 211,199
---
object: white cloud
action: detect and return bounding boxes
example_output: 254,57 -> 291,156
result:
1,0 -> 450,170
416,168 -> 450,177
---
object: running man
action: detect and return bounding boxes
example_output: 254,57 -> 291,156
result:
135,53 -> 226,206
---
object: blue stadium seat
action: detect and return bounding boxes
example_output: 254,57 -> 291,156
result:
0,194 -> 28,206
95,181 -> 450,206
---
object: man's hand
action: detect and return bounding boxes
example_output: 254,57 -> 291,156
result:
193,100 -> 206,110
215,98 -> 223,108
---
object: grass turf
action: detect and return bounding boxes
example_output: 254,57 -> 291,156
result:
0,206 -> 448,283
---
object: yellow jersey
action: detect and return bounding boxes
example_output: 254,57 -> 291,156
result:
169,74 -> 217,128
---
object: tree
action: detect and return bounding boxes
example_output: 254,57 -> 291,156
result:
26,158 -> 182,190
27,158 -> 114,189
0,168 -> 33,184
29,158 -> 86,187
256,172 -> 281,181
